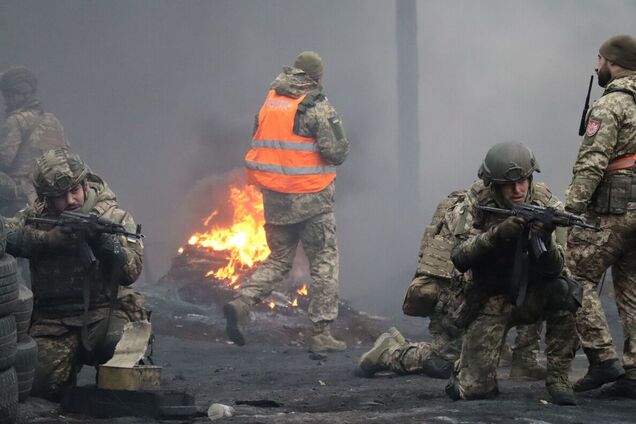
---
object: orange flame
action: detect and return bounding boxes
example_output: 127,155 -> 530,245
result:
296,284 -> 309,297
291,298 -> 299,307
268,301 -> 276,309
185,184 -> 269,286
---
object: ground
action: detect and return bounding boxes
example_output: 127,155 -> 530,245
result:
16,286 -> 636,423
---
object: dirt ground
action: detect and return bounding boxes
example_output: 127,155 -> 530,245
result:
16,286 -> 636,424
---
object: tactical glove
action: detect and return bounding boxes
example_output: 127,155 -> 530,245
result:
93,233 -> 128,266
492,216 -> 526,241
6,226 -> 77,257
530,220 -> 556,243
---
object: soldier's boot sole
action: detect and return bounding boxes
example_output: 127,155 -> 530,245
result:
357,333 -> 398,378
223,303 -> 246,346
573,359 -> 624,392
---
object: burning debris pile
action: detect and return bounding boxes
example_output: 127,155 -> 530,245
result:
156,181 -> 385,346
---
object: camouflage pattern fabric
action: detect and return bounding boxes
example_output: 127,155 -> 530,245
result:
30,288 -> 148,395
565,72 -> 636,213
239,211 -> 339,323
449,180 -> 576,399
258,67 -> 349,225
566,208 -> 636,377
564,71 -> 636,380
0,98 -> 68,213
5,173 -> 146,395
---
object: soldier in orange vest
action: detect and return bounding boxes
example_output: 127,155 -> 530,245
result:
224,51 -> 350,352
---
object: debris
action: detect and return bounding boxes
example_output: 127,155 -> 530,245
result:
309,352 -> 327,361
207,403 -> 235,420
318,380 -> 326,386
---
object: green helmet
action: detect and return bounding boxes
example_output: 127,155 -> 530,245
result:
0,66 -> 37,94
32,149 -> 89,198
478,142 -> 540,186
293,51 -> 323,82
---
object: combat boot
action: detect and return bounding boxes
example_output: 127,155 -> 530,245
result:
309,322 -> 346,353
510,352 -> 547,380
223,297 -> 251,346
600,377 -> 636,399
546,374 -> 577,406
357,330 -> 403,377
573,358 -> 625,392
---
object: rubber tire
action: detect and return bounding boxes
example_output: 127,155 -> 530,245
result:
0,315 -> 16,371
0,367 -> 17,423
0,255 -> 17,279
15,335 -> 36,403
13,286 -> 33,337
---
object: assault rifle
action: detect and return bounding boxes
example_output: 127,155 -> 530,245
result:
477,203 -> 598,306
26,211 -> 143,266
578,75 -> 594,136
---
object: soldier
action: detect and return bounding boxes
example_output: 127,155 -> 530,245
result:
0,66 -> 69,215
358,190 -> 546,380
565,34 -> 636,396
445,142 -> 580,405
224,51 -> 350,352
5,149 -> 148,400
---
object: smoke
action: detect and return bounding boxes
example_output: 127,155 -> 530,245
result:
1,0 -> 635,317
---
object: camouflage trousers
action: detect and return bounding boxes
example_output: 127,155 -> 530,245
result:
239,211 -> 339,323
30,288 -> 148,397
566,206 -> 636,378
451,289 -> 576,399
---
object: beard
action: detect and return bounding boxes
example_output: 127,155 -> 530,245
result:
597,64 -> 612,87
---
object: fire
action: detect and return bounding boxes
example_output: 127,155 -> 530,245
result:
184,184 -> 269,287
291,298 -> 298,307
268,302 -> 276,310
296,284 -> 309,296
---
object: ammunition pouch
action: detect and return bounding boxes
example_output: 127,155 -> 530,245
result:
402,276 -> 443,317
544,275 -> 582,314
591,173 -> 635,215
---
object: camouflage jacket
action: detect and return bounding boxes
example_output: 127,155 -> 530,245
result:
6,173 -> 143,317
256,67 -> 350,225
565,71 -> 636,214
451,180 -> 564,296
0,99 -> 68,204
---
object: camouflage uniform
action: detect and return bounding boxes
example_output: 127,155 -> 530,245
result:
565,71 -> 636,383
237,67 -> 349,325
0,68 -> 68,215
448,180 -> 577,400
391,187 -> 544,375
6,171 -> 147,397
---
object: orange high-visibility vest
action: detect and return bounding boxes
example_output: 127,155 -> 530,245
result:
245,90 -> 336,194
607,153 -> 636,172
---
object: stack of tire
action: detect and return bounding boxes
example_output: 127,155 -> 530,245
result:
0,223 -> 37,424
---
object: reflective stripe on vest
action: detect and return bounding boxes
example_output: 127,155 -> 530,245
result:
245,90 -> 336,194
607,153 -> 636,172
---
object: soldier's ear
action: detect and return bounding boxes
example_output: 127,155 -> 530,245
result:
84,181 -> 90,192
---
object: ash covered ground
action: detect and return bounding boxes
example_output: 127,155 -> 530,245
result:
16,282 -> 636,424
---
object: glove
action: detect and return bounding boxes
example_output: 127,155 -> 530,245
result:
46,227 -> 78,250
530,220 -> 556,243
492,216 -> 526,241
93,233 -> 127,265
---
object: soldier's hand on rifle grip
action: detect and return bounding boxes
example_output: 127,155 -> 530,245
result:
492,216 -> 526,241
47,227 -> 78,251
93,233 -> 126,265
530,221 -> 556,244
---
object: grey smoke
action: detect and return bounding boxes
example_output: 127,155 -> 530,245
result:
1,0 -> 634,316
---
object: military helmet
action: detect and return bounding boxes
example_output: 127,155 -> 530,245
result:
0,66 -> 37,94
293,51 -> 323,82
32,149 -> 89,198
478,142 -> 540,186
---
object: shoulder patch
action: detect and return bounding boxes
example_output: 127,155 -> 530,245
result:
585,118 -> 601,137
